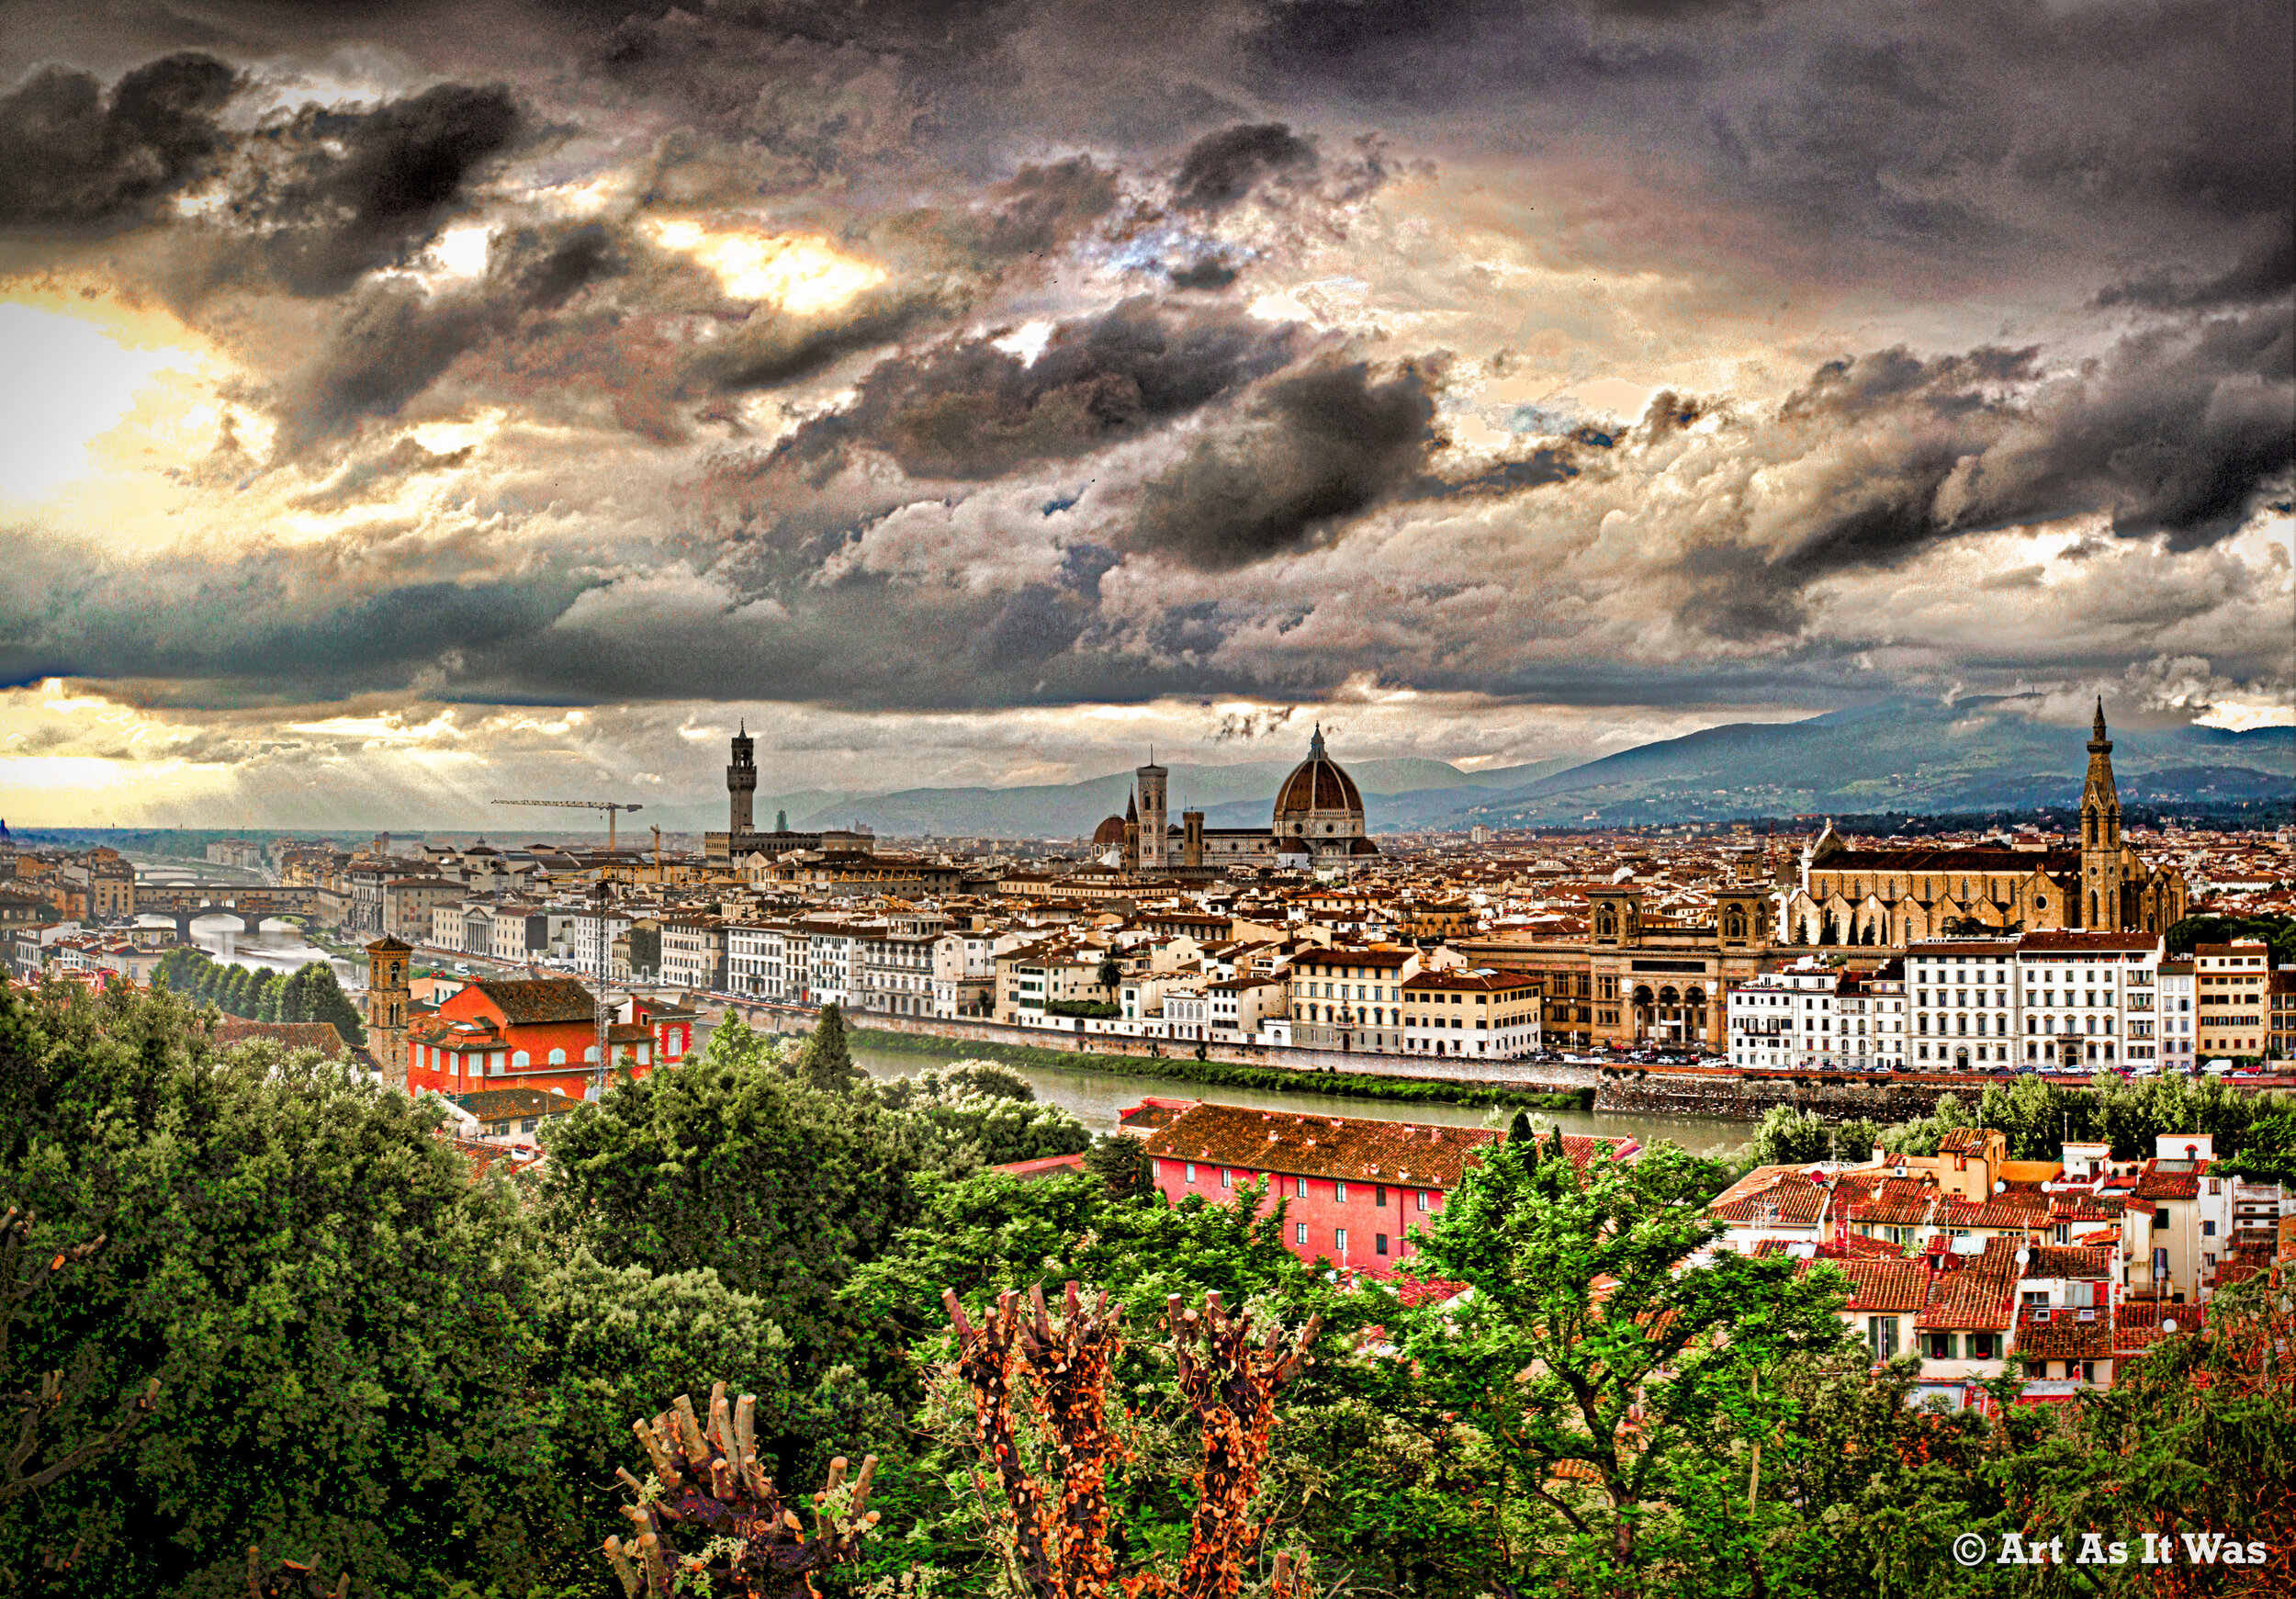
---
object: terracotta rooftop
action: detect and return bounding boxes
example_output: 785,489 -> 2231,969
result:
469,977 -> 598,1025
1144,1101 -> 1517,1188
2113,1301 -> 2200,1356
1916,1237 -> 2022,1332
2024,1244 -> 2110,1278
2133,1161 -> 2207,1200
1832,1257 -> 1932,1313
2016,1303 -> 2112,1359
1707,1167 -> 1829,1227
208,1019 -> 352,1060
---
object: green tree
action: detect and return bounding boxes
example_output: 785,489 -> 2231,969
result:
1751,1103 -> 1833,1166
536,1018 -> 940,1378
1081,1132 -> 1150,1199
798,1002 -> 860,1093
295,962 -> 367,1047
1399,1140 -> 1853,1592
2000,1273 -> 2296,1581
0,981 -> 546,1597
521,1249 -> 900,1540
1097,956 -> 1123,994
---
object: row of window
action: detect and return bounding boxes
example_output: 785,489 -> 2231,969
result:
1177,1163 -> 1434,1209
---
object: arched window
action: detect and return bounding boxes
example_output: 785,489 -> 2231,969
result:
584,1044 -> 600,1063
512,1050 -> 529,1067
1686,987 -> 1706,1008
1659,985 -> 1679,1007
548,1047 -> 566,1065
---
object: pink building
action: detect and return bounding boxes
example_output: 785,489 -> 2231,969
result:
1137,1099 -> 1638,1278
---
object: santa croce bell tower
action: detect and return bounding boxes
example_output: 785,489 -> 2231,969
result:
2078,698 -> 2126,929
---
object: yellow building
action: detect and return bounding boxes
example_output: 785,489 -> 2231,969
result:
2193,940 -> 2272,1061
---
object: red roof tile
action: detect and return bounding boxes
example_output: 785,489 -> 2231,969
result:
1836,1257 -> 1932,1312
2016,1305 -> 2111,1359
1144,1102 -> 1510,1188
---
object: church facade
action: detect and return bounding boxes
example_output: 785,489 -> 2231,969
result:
1778,703 -> 2187,945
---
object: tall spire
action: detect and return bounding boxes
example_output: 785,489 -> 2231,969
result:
1309,722 -> 1326,759
2088,695 -> 2110,752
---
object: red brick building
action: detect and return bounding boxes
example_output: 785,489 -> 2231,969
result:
1139,1099 -> 1638,1278
406,977 -> 658,1100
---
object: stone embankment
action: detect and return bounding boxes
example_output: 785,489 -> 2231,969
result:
703,998 -> 1601,1092
1595,1069 -> 1990,1121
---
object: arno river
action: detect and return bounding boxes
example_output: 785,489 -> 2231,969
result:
847,1038 -> 1750,1155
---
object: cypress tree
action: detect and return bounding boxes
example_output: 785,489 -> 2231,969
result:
799,1003 -> 859,1093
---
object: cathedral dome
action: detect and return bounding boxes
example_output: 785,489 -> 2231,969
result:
1091,814 -> 1129,846
1273,726 -> 1367,841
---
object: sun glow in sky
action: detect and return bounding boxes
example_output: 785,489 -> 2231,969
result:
0,302 -> 204,502
644,220 -> 886,313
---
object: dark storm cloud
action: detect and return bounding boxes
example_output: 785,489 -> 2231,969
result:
1125,354 -> 1441,569
252,82 -> 522,295
1247,0 -> 2290,286
1171,122 -> 1318,213
1168,257 -> 1238,290
264,213 -> 637,454
0,528 -> 587,703
767,297 -> 1306,479
0,52 -> 237,225
2096,231 -> 2296,312
1656,311 -> 2294,637
966,156 -> 1120,256
684,281 -> 963,394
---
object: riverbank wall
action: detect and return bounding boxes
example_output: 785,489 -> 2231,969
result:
1595,1070 -> 1986,1122
703,999 -> 2012,1122
707,997 -> 1601,1105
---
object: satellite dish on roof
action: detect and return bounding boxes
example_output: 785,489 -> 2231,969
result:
2162,1318 -> 2177,1334
1994,1179 -> 2007,1194
2015,1248 -> 2030,1266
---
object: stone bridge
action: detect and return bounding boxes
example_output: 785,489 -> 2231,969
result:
138,884 -> 317,940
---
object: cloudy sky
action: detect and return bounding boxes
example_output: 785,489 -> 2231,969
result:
0,0 -> 2289,829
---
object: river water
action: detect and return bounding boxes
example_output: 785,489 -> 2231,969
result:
848,1039 -> 1750,1155
129,860 -> 365,987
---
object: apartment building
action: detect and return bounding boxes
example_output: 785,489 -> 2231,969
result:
2016,931 -> 2164,1068
1728,956 -> 1899,1071
1288,946 -> 1421,1052
1908,939 -> 2019,1069
855,927 -> 938,1016
1399,968 -> 1542,1058
2193,941 -> 2272,1060
2157,957 -> 2196,1067
727,921 -> 790,1001
659,918 -> 728,993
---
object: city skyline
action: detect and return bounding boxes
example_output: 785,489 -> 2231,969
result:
2,0 -> 2290,828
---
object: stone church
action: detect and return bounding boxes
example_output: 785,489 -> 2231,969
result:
1093,726 -> 1381,876
1779,702 -> 2188,945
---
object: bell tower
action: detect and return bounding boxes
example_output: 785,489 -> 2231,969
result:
1135,749 -> 1168,871
365,936 -> 412,1093
2079,698 -> 2124,929
727,723 -> 757,837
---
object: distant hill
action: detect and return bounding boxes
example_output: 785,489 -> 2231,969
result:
555,700 -> 2294,840
641,753 -> 1585,839
1435,698 -> 2292,828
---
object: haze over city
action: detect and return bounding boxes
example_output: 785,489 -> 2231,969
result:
1,0 -> 2290,828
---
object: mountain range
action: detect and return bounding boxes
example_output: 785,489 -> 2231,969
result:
647,699 -> 2290,839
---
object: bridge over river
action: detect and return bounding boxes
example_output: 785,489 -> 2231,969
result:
135,884 -> 318,940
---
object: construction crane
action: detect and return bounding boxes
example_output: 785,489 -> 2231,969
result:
492,798 -> 644,850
